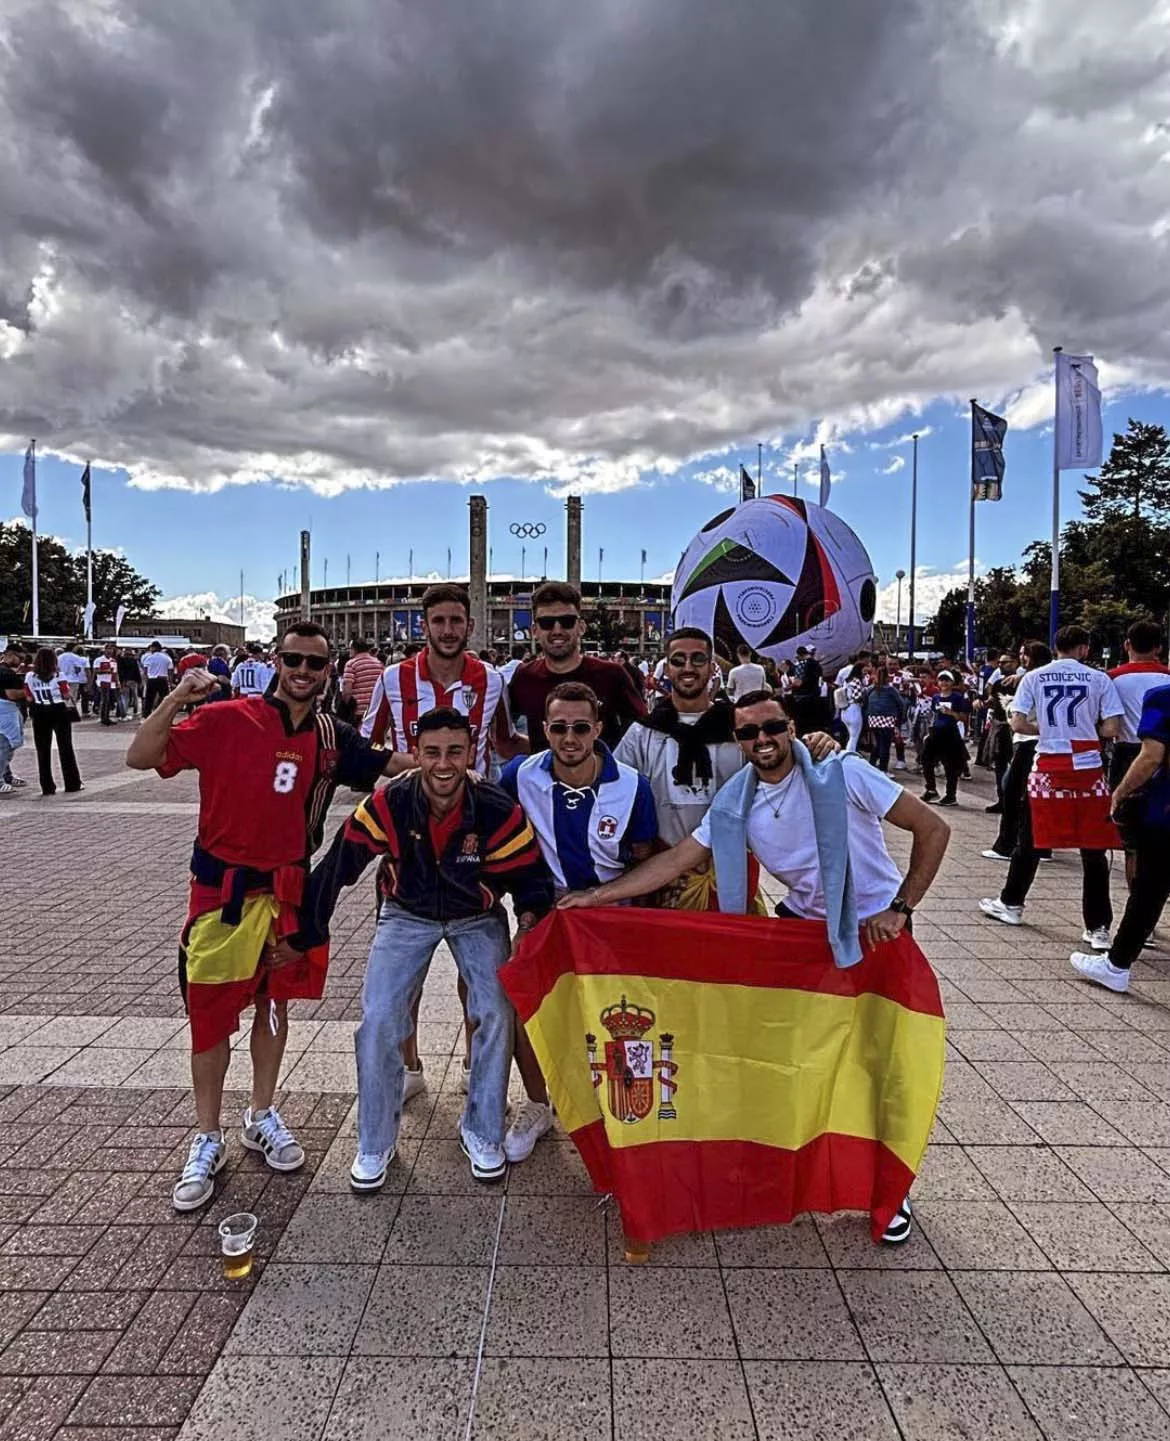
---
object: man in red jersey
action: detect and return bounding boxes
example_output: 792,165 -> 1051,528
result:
127,621 -> 413,1212
360,584 -> 523,1097
508,581 -> 647,752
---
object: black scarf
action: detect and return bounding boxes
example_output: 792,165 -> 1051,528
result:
640,697 -> 737,788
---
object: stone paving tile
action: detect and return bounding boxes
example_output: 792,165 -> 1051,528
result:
952,1270 -> 1123,1365
612,1360 -> 756,1441
472,1357 -> 610,1441
877,1362 -> 1044,1441
1007,1364 -> 1170,1441
743,1360 -> 899,1441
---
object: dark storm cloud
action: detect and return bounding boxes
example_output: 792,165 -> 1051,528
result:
0,0 -> 1167,493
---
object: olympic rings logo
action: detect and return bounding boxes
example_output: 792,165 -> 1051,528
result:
509,522 -> 546,539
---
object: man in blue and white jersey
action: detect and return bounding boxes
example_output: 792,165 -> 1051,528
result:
499,679 -> 658,1161
232,643 -> 275,698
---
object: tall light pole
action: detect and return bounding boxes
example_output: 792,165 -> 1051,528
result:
908,434 -> 919,658
895,569 -> 906,655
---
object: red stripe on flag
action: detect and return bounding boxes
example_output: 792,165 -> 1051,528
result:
501,910 -> 944,1023
569,1123 -> 915,1244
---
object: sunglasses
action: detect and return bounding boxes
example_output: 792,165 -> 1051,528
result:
277,651 -> 329,673
667,651 -> 711,668
734,719 -> 790,742
536,614 -> 579,632
545,719 -> 595,737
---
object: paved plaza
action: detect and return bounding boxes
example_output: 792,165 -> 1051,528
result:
4,722 -> 1170,1440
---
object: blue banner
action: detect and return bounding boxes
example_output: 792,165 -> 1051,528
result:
971,402 -> 1007,502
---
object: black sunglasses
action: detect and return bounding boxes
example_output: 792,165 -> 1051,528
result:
536,614 -> 579,632
546,719 -> 595,736
733,718 -> 789,742
277,651 -> 329,673
667,651 -> 710,668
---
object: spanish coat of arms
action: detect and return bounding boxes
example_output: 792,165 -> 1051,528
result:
586,996 -> 679,1124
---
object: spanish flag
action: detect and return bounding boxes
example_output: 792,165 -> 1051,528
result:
501,909 -> 945,1244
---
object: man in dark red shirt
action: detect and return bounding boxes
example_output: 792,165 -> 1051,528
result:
127,621 -> 413,1213
508,581 -> 646,752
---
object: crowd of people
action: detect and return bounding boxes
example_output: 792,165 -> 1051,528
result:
8,586 -> 1168,1251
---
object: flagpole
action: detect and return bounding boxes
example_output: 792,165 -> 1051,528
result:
1050,346 -> 1063,650
908,433 -> 919,659
85,470 -> 94,642
29,441 -> 39,638
757,441 -> 763,492
239,568 -> 245,627
966,401 -> 977,666
792,460 -> 798,498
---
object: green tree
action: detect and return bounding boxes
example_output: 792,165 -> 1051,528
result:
0,522 -> 83,635
1079,420 -> 1170,527
77,549 -> 161,623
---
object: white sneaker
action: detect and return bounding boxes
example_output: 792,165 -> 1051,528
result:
7,777 -> 25,788
981,849 -> 1011,862
403,1064 -> 426,1103
460,1125 -> 506,1182
894,760 -> 907,771
979,897 -> 1024,926
172,1131 -> 227,1212
350,1146 -> 397,1192
241,1105 -> 305,1172
504,1099 -> 555,1164
1082,927 -> 1112,952
1070,951 -> 1130,994
0,783 -> 13,795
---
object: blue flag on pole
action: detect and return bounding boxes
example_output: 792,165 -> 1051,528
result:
739,464 -> 756,502
21,442 -> 36,522
971,403 -> 1007,501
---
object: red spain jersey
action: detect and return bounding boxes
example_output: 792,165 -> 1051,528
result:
159,696 -> 330,871
360,649 -> 505,771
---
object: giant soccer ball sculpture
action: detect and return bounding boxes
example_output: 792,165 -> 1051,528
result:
671,496 -> 877,675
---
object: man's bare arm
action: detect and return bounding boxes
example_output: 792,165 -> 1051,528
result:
1110,737 -> 1166,813
558,836 -> 710,907
125,670 -> 215,769
883,792 -> 950,909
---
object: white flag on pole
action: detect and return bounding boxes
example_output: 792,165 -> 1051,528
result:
115,604 -> 127,635
82,602 -> 96,638
1055,353 -> 1103,469
818,446 -> 831,507
21,442 -> 36,521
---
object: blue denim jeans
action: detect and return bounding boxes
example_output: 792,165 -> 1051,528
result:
355,903 -> 513,1155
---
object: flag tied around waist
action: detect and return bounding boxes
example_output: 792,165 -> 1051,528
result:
501,908 -> 945,1245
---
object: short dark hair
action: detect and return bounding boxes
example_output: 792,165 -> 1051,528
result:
350,637 -> 372,652
420,584 -> 470,618
664,626 -> 712,656
545,681 -> 600,718
733,688 -> 791,718
531,581 -> 581,612
1127,619 -> 1163,656
1054,624 -> 1090,653
278,621 -> 330,651
736,643 -> 752,659
415,706 -> 472,740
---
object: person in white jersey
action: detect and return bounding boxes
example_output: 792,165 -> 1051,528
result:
980,625 -> 1123,948
56,645 -> 91,717
141,642 -> 174,717
1107,619 -> 1170,888
232,644 -> 275,698
361,582 -> 521,1099
726,643 -> 767,702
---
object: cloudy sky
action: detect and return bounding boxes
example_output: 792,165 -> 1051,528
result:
3,0 -> 1169,635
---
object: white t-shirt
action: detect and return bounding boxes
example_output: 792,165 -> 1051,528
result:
56,652 -> 89,685
1010,658 -> 1123,758
693,760 -> 904,921
141,652 -> 173,680
93,655 -> 118,687
233,659 -> 275,696
727,661 -> 767,699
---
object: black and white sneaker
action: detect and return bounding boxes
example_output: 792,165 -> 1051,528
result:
350,1147 -> 397,1192
880,1197 -> 913,1245
241,1105 -> 305,1172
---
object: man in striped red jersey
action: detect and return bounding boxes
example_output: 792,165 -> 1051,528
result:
361,584 -> 524,1097
361,583 -> 518,775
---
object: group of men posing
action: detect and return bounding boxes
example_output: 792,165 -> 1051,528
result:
128,580 -> 955,1242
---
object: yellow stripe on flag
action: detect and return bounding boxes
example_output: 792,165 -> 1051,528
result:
485,820 -> 536,863
185,895 -> 280,987
525,972 -> 944,1173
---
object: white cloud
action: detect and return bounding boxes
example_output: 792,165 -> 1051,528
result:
882,455 -> 906,475
158,590 -> 276,641
874,564 -> 976,626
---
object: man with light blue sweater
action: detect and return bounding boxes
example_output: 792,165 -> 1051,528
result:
560,687 -> 951,1241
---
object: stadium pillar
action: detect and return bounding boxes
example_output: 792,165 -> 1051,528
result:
566,495 -> 582,589
299,530 -> 312,622
469,496 -> 488,647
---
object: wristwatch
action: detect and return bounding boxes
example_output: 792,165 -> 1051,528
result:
888,897 -> 915,918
